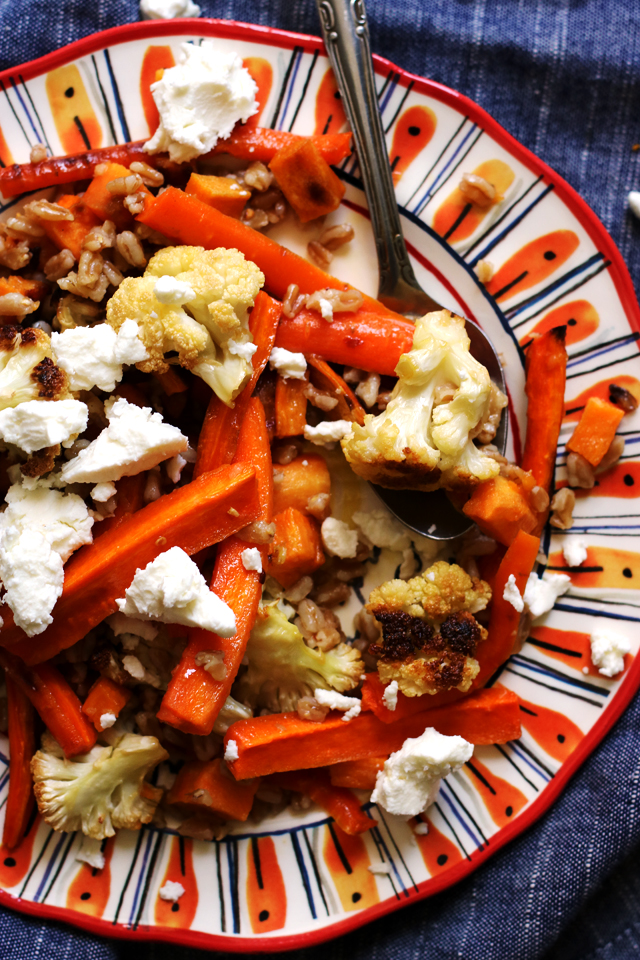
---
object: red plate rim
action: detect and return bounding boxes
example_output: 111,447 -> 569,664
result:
1,17 -> 639,953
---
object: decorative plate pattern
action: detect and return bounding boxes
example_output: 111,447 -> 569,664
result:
0,17 -> 639,953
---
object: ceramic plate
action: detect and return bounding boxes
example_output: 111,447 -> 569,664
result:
0,18 -> 639,953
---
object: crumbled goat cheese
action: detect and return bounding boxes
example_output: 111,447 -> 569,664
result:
383,680 -> 399,712
590,623 -> 631,677
51,320 -> 148,392
414,821 -> 429,835
61,396 -> 187,484
144,42 -> 257,163
116,546 -> 237,636
122,655 -> 146,680
503,574 -> 524,612
353,509 -> 412,551
241,547 -> 263,573
314,688 -> 361,721
140,0 -> 200,18
153,275 -> 196,304
0,398 -> 88,454
228,339 -> 258,361
158,880 -> 186,901
76,836 -> 105,871
91,481 -> 117,503
304,420 -> 353,444
224,739 -> 239,762
321,517 -> 358,559
368,862 -> 392,875
318,299 -> 334,321
99,712 -> 117,730
523,572 -> 571,619
563,539 -> 588,568
268,346 -> 307,379
0,478 -> 94,635
371,727 -> 473,817
629,191 -> 640,220
107,611 -> 159,642
165,454 -> 186,484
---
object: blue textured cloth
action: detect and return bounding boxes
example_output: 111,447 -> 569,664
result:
1,1 -> 640,957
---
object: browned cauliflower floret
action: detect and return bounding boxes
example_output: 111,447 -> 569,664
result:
0,326 -> 70,410
106,245 -> 264,405
341,310 -> 504,491
366,561 -> 491,697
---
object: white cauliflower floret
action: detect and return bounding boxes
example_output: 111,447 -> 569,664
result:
0,325 -> 70,411
235,602 -> 364,712
106,246 -> 264,405
31,731 -> 168,839
341,310 -> 501,491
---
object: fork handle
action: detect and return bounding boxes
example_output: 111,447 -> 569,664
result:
315,0 -> 437,314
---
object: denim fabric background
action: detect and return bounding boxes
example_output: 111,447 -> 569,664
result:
1,0 -> 640,957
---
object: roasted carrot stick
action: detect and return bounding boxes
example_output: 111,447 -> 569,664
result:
307,356 -> 366,424
272,454 -> 331,515
166,758 -> 260,821
264,507 -> 325,588
81,677 -> 132,732
275,372 -> 308,438
0,650 -> 96,758
136,188 -> 402,320
194,290 -> 281,477
276,309 -> 415,376
521,326 -> 567,497
2,675 -> 35,849
158,399 -> 271,735
566,396 -> 624,467
212,127 -> 352,165
360,672 -> 466,724
93,472 -> 147,539
0,463 -> 261,664
224,687 -> 521,780
329,756 -> 386,790
272,770 -> 373,835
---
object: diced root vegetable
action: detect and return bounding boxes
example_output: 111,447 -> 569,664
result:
41,194 -> 100,259
269,139 -> 346,222
566,396 -> 624,467
185,173 -> 251,217
264,507 -> 325,589
82,676 -> 132,731
272,454 -> 331,515
462,475 -> 538,546
83,162 -> 150,230
166,758 -> 260,821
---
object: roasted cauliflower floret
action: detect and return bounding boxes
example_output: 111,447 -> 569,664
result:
341,310 -> 503,491
106,245 -> 264,405
235,602 -> 365,712
31,731 -> 168,839
366,561 -> 491,697
0,325 -> 69,411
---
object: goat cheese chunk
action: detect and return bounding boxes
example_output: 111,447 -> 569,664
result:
153,275 -> 196,305
314,688 -> 361,721
321,517 -> 358,559
228,339 -> 258,361
91,481 -> 117,503
0,398 -> 88,454
158,880 -> 186,901
503,574 -> 524,612
60,396 -> 187,484
371,727 -> 473,818
383,680 -> 399,712
241,547 -> 262,573
523,572 -> 571,619
563,539 -> 588,568
76,836 -> 105,871
51,320 -> 148,393
107,612 -> 159,642
590,623 -> 631,677
224,739 -> 239,762
144,42 -> 258,163
304,420 -> 353,445
268,347 -> 307,380
116,546 -> 236,636
140,0 -> 200,19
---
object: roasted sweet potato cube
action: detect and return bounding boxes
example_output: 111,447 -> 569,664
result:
269,139 -> 345,222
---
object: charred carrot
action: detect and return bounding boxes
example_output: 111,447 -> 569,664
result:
264,507 -> 325,588
136,188 -> 402,320
158,400 -> 271,736
212,127 -> 352,165
2,675 -> 35,849
269,139 -> 346,222
272,454 -> 331,515
225,688 -> 521,780
275,372 -> 308,438
272,770 -> 373,835
307,356 -> 366,425
462,475 -> 538,547
521,326 -> 567,498
0,463 -> 261,664
474,529 -> 540,687
566,396 -> 624,467
194,290 -> 281,477
276,309 -> 415,376
82,677 -> 132,732
329,756 -> 386,790
0,650 -> 96,758
166,759 -> 260,821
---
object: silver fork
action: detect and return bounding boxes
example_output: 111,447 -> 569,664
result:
315,0 -> 507,541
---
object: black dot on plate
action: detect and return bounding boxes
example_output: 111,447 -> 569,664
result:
3,857 -> 15,868
543,250 -> 557,261
624,474 -> 635,487
437,854 -> 448,866
505,806 -> 513,817
567,318 -> 577,326
259,909 -> 270,921
352,892 -> 362,903
80,892 -> 91,901
557,733 -> 566,743
408,125 -> 421,137
171,902 -> 180,913
623,567 -> 633,578
64,86 -> 74,98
